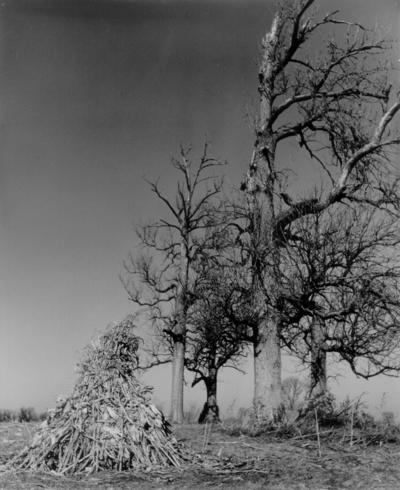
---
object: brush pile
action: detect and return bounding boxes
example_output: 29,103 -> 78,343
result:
9,316 -> 184,475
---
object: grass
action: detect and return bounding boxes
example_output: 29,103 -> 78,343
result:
1,411 -> 400,490
1,390 -> 399,489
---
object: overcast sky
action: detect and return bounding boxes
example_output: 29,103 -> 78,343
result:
0,0 -> 399,418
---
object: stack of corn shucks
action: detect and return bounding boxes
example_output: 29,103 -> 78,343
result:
9,316 -> 184,474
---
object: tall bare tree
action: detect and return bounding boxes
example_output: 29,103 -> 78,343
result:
121,144 -> 224,423
280,207 -> 400,397
239,0 -> 400,421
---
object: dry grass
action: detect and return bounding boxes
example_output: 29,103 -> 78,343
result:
1,421 -> 399,489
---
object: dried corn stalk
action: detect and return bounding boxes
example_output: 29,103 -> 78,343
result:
9,316 -> 185,474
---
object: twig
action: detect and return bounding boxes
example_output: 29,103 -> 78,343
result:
314,408 -> 321,458
202,421 -> 213,452
241,442 -> 264,450
291,429 -> 335,440
350,402 -> 355,447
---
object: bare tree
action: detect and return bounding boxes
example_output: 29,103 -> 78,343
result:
121,144 -> 224,423
239,0 -> 400,421
280,207 -> 400,397
186,240 -> 252,423
282,377 -> 306,411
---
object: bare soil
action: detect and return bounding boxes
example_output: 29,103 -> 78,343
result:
1,422 -> 399,490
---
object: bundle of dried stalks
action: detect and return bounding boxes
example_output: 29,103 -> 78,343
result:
9,316 -> 184,475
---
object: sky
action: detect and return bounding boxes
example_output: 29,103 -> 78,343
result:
0,0 -> 399,419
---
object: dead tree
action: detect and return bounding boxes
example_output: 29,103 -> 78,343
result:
279,207 -> 400,397
121,144 -> 224,423
239,0 -> 400,422
186,241 -> 253,423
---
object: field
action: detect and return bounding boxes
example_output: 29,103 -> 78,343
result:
1,421 -> 400,490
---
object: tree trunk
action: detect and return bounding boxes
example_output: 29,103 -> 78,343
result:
253,315 -> 282,423
170,337 -> 185,424
170,233 -> 189,424
309,320 -> 327,397
198,368 -> 220,423
243,11 -> 285,425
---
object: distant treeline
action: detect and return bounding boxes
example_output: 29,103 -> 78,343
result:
0,407 -> 47,423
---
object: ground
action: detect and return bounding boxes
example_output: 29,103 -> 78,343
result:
0,422 -> 399,490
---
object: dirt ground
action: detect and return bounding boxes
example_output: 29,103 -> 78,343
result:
0,422 -> 399,490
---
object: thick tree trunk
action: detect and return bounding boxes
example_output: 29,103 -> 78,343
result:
244,10 -> 285,426
309,320 -> 327,397
198,368 -> 220,423
170,234 -> 189,424
253,315 -> 282,423
170,337 -> 185,423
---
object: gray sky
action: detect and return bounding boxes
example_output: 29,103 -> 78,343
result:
1,0 -> 399,417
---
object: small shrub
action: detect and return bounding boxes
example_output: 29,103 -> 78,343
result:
337,396 -> 375,430
0,409 -> 17,422
221,405 -> 256,435
183,403 -> 201,424
382,411 -> 395,427
18,407 -> 38,423
237,406 -> 254,428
